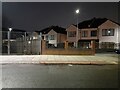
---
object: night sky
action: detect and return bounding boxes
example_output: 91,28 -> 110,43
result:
2,2 -> 119,32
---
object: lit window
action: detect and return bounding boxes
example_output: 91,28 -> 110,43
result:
102,29 -> 114,36
33,36 -> 37,40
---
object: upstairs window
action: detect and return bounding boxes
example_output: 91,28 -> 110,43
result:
50,35 -> 55,40
82,31 -> 88,37
68,31 -> 76,37
46,35 -> 55,40
102,29 -> 114,36
91,30 -> 97,37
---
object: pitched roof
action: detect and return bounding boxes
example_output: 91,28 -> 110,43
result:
35,26 -> 67,34
78,18 -> 108,29
108,19 -> 120,26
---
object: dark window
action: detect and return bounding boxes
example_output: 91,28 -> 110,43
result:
91,30 -> 97,37
102,29 -> 114,36
82,31 -> 88,37
68,31 -> 76,37
101,42 -> 115,49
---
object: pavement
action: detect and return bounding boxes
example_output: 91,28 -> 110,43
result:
0,54 -> 119,65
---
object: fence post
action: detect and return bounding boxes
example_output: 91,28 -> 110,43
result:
65,41 -> 68,49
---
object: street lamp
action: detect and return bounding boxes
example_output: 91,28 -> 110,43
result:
9,28 -> 12,32
76,9 -> 79,14
8,27 -> 12,55
39,32 -> 42,55
75,9 -> 79,48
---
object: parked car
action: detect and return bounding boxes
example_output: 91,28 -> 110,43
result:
115,49 -> 120,54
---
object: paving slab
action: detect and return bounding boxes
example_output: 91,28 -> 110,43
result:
0,54 -> 118,65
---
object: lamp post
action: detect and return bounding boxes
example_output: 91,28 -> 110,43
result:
21,35 -> 25,54
75,9 -> 79,48
28,40 -> 31,54
8,27 -> 12,55
39,32 -> 42,55
24,32 -> 27,54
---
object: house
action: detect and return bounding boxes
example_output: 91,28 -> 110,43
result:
35,26 -> 67,48
98,19 -> 120,49
66,18 -> 120,49
78,18 -> 108,49
66,24 -> 80,48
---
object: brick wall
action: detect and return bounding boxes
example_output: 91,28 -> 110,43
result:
41,40 -> 95,55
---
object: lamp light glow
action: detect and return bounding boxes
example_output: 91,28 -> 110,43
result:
8,28 -> 12,31
76,9 -> 79,14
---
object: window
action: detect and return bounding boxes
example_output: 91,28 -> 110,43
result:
91,30 -> 97,37
82,31 -> 88,37
102,29 -> 114,36
68,31 -> 76,37
101,42 -> 115,49
33,36 -> 38,40
50,35 -> 55,40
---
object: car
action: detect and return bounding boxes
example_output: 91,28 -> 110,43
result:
115,49 -> 120,54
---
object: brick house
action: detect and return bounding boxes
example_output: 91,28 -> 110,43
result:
98,19 -> 120,49
67,18 -> 120,49
35,26 -> 67,48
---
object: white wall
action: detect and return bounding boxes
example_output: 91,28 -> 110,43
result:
47,29 -> 57,47
98,20 -> 120,49
99,20 -> 120,43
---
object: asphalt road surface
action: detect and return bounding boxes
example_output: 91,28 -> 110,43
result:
2,64 -> 119,88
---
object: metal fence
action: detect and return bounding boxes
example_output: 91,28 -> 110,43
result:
2,30 -> 119,55
2,31 -> 42,55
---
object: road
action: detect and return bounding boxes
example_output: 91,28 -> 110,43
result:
2,64 -> 119,88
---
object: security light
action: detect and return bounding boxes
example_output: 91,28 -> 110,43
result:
108,30 -> 111,33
